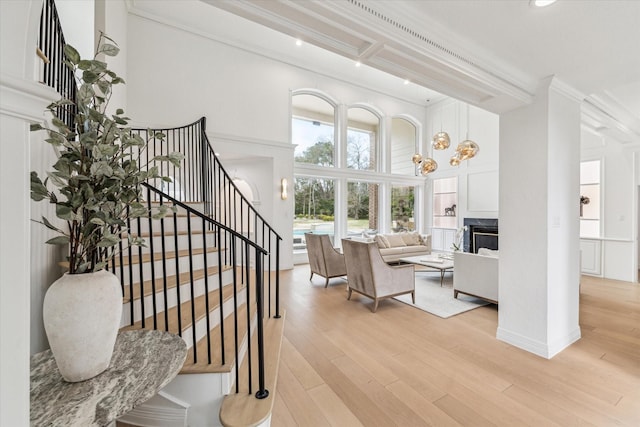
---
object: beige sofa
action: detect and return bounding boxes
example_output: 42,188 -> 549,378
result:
453,249 -> 498,304
371,232 -> 432,263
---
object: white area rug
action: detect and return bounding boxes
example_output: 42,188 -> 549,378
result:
394,273 -> 490,318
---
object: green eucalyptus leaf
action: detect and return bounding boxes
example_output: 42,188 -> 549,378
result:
78,60 -> 92,70
63,45 -> 80,64
30,183 -> 48,200
55,204 -> 73,220
116,108 -> 124,115
90,161 -> 113,177
51,118 -> 69,133
76,262 -> 90,273
82,70 -> 99,84
97,233 -> 120,247
111,77 -> 125,85
96,79 -> 110,96
168,152 -> 184,167
93,262 -> 107,271
41,216 -> 59,231
101,43 -> 120,57
89,218 -> 106,226
100,33 -> 118,45
91,60 -> 107,72
46,171 -> 67,188
78,83 -> 95,103
46,235 -> 70,245
30,123 -> 44,132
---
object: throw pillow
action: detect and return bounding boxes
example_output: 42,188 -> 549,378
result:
385,234 -> 407,247
478,248 -> 499,258
400,232 -> 421,246
375,234 -> 389,249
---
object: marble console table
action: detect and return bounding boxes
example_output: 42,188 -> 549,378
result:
31,330 -> 187,426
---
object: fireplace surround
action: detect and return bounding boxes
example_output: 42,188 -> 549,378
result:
463,218 -> 498,253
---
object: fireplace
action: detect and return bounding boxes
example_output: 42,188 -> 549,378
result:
463,218 -> 498,253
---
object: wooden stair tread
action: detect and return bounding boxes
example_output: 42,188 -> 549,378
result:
124,229 -> 217,238
120,279 -> 242,334
122,264 -> 232,302
180,301 -> 255,374
219,311 -> 286,427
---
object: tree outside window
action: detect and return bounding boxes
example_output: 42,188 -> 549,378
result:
391,186 -> 415,232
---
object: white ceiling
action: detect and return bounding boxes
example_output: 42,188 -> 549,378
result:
131,0 -> 640,142
203,0 -> 640,142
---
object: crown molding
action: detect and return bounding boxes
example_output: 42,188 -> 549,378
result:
548,76 -> 585,104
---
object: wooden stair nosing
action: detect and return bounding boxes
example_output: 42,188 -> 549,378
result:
180,300 -> 257,375
219,311 -> 286,427
122,264 -> 233,302
120,279 -> 244,335
122,229 -> 217,239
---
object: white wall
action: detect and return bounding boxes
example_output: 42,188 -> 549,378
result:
426,99 -> 500,233
581,129 -> 638,282
55,0 -> 95,59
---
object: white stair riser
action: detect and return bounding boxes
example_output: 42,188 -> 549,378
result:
114,251 -> 224,285
120,268 -> 235,326
122,232 -> 219,255
179,291 -> 247,350
133,216 -> 208,234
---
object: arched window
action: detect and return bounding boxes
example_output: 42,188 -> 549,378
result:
390,117 -> 418,175
292,93 -> 336,167
347,106 -> 380,171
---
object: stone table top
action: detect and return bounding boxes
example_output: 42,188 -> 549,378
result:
30,330 -> 187,427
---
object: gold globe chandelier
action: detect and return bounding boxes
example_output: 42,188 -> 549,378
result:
410,106 -> 480,172
432,131 -> 450,150
412,153 -> 438,176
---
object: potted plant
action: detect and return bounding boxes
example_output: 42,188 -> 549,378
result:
30,34 -> 182,382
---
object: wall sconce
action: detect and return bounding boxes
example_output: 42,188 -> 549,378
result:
281,178 -> 288,200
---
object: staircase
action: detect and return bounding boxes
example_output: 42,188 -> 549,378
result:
37,1 -> 285,424
110,192 -> 284,426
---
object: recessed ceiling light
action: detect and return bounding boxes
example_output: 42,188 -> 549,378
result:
530,0 -> 557,7
404,79 -> 410,85
295,39 -> 302,46
355,61 -> 361,67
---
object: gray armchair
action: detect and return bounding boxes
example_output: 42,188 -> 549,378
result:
341,239 -> 415,312
305,233 -> 347,287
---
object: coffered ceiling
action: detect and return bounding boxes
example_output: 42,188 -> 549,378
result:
203,0 -> 640,143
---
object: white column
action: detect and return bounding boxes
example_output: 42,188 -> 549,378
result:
497,77 -> 582,358
1,1 -> 58,424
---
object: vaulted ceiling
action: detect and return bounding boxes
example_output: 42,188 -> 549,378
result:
129,0 -> 640,144
203,0 -> 640,144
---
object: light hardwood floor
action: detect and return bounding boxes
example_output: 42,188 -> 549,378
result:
271,266 -> 640,427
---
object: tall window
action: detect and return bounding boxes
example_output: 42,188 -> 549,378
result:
391,186 -> 415,232
293,177 -> 335,250
347,107 -> 378,171
580,160 -> 601,237
347,181 -> 379,236
292,94 -> 335,167
390,117 -> 417,175
292,91 -> 424,252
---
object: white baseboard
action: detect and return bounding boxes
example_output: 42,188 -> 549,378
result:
496,326 -> 582,359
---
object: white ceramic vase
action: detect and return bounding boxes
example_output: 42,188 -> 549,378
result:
43,269 -> 123,382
